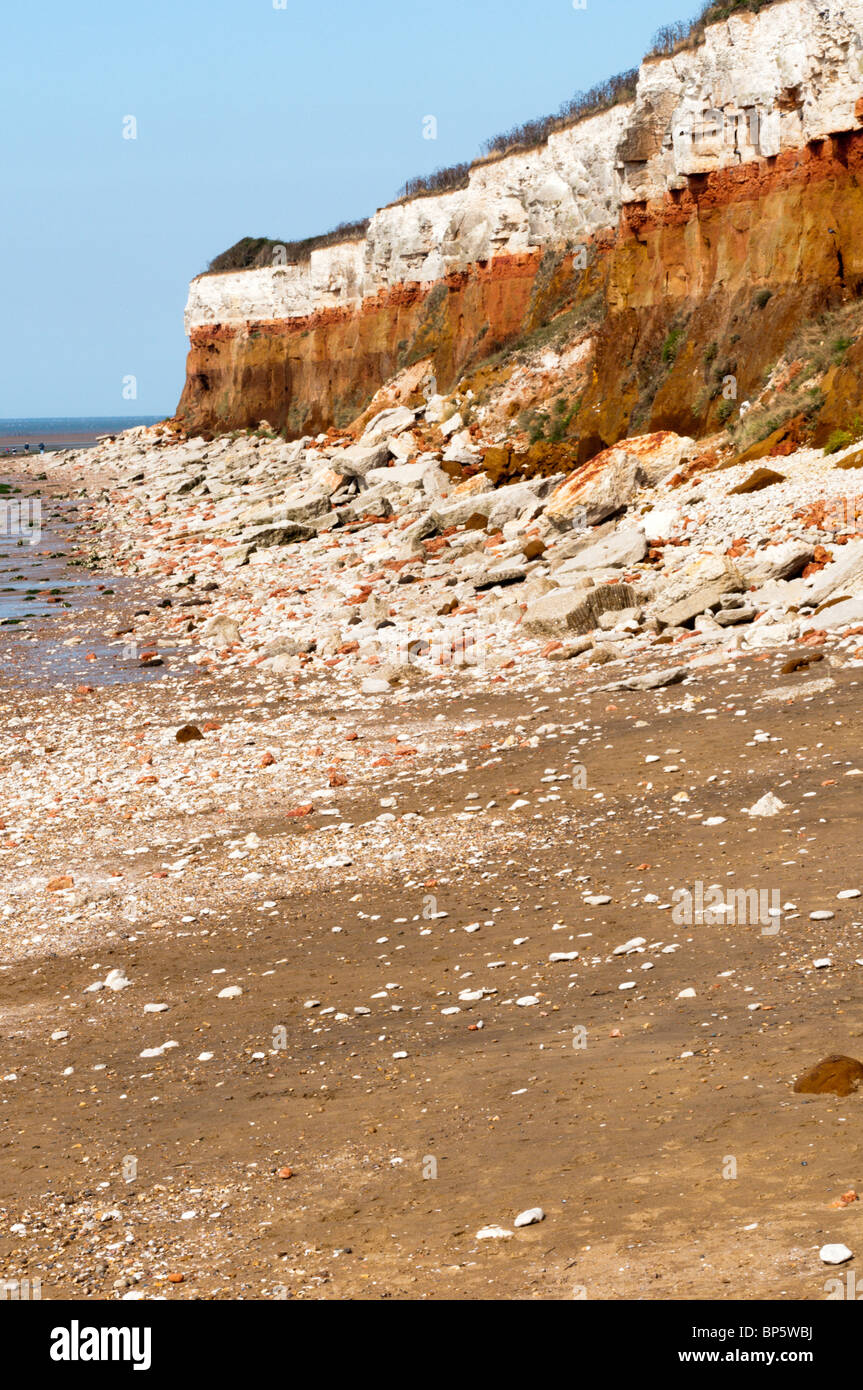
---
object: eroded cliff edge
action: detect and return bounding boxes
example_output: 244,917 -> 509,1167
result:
175,0 -> 863,455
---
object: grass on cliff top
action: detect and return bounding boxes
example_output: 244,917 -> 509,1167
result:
205,221 -> 370,275
207,1 -> 790,271
648,1 -> 785,59
391,2 -> 785,201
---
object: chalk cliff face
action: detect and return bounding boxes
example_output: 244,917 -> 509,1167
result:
176,0 -> 863,445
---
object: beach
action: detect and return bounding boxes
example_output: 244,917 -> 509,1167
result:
0,425 -> 861,1299
0,418 -> 163,458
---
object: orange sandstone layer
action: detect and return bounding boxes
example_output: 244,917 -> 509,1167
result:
175,128 -> 863,453
175,252 -> 571,439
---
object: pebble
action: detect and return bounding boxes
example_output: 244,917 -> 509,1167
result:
103,969 -> 131,991
820,1244 -> 853,1265
614,937 -> 646,955
746,793 -> 786,817
513,1207 -> 545,1228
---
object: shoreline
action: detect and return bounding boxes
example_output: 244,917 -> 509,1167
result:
0,418 -> 166,460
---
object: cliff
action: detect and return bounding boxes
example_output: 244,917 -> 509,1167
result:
175,0 -> 863,455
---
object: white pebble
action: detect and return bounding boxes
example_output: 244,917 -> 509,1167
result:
820,1244 -> 853,1265
514,1207 -> 545,1228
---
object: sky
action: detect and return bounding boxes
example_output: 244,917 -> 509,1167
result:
0,0 -> 705,419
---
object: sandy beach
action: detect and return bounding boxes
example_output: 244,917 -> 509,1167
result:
0,423 -> 862,1301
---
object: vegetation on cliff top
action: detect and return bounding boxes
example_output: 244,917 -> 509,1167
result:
649,0 -> 784,57
204,0 -> 790,274
207,220 -> 370,275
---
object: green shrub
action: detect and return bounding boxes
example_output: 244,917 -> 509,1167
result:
397,164 -> 472,201
205,220 -> 370,274
648,2 -> 783,59
824,429 -> 853,455
733,386 -> 823,453
662,327 -> 684,364
529,417 -> 548,444
549,398 -> 582,442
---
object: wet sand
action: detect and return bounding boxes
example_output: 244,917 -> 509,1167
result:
0,478 -> 181,687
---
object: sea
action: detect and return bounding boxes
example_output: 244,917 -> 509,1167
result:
0,416 -> 164,639
0,416 -> 164,457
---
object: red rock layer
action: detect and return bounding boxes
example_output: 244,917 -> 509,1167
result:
175,128 -> 863,451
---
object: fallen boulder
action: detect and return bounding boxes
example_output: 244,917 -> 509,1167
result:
361,406 -> 416,442
564,526 -> 648,571
744,541 -> 814,584
656,553 -> 746,610
430,481 -> 543,533
728,467 -> 786,495
335,440 -> 391,478
523,582 -> 639,636
804,541 -> 863,605
545,452 -> 644,527
793,1055 -> 863,1097
801,596 -> 863,631
203,615 -> 242,645
609,665 -> 687,691
656,581 -> 739,629
242,521 -> 316,548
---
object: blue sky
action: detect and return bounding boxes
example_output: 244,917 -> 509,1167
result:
0,0 -> 703,418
